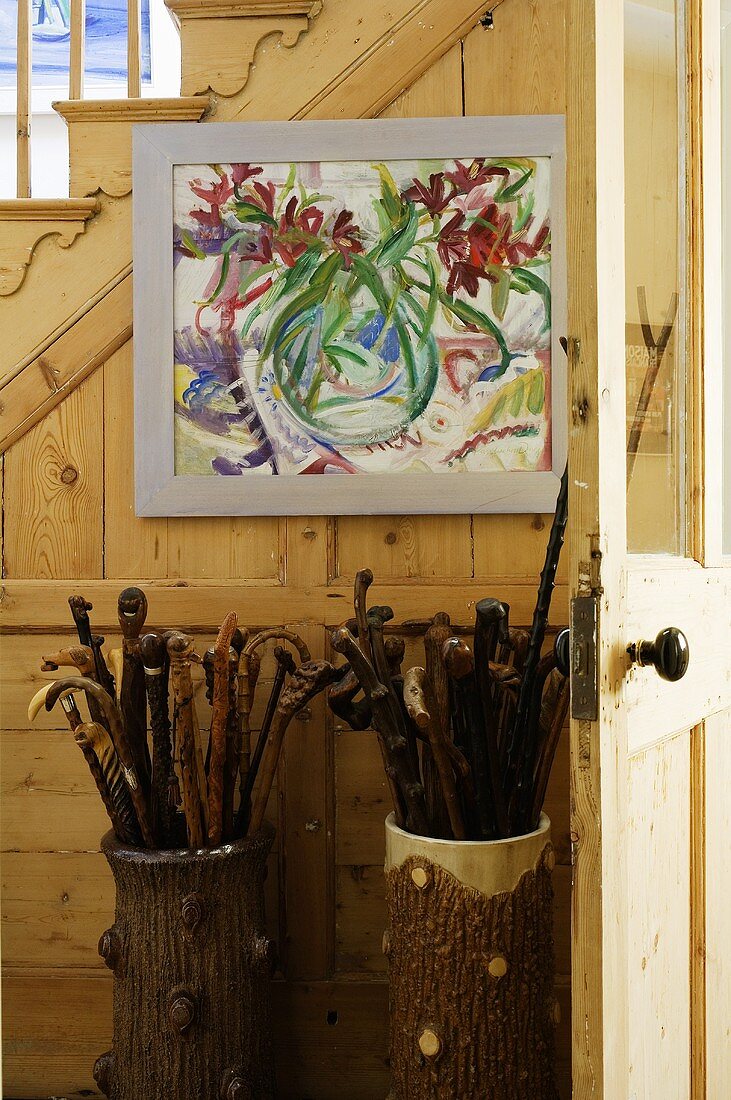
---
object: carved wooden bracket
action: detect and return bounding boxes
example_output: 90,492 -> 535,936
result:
0,200 -> 99,296
164,0 -> 323,97
54,98 -> 211,198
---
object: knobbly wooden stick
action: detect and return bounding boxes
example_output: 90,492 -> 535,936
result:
331,626 -> 429,836
354,569 -> 375,664
401,666 -> 465,840
207,612 -> 238,846
167,633 -> 206,848
384,636 -> 405,679
247,660 -> 342,838
45,676 -> 156,847
222,647 -> 240,841
328,665 -> 372,730
140,632 -> 175,847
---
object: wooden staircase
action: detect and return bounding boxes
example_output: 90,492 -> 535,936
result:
0,0 -> 497,453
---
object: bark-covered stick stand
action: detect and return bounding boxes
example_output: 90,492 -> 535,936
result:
385,813 -> 557,1100
94,822 -> 276,1100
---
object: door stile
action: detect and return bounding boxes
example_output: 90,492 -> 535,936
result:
567,1 -> 629,1096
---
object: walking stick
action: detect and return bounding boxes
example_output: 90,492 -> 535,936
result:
45,676 -> 156,847
167,632 -> 207,847
207,612 -> 238,846
140,633 -> 175,846
246,660 -> 342,838
238,645 -> 296,833
68,595 -> 115,699
117,588 -> 152,794
401,666 -> 465,840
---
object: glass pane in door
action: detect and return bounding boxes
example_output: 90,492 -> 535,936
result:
723,0 -> 731,554
625,0 -> 687,554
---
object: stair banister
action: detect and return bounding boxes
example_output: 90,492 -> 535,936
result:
16,0 -> 31,197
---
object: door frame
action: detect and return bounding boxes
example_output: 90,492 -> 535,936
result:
567,0 -> 729,1097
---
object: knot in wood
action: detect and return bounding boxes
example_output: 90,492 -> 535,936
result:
181,892 -> 205,936
221,1068 -> 254,1100
98,926 -> 123,975
410,866 -> 431,891
169,989 -> 196,1036
418,1028 -> 442,1061
93,1050 -> 115,1096
487,954 -> 509,979
59,464 -> 79,484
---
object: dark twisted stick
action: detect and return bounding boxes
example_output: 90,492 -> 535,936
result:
529,671 -> 570,829
502,464 -> 568,828
68,596 -> 115,699
246,660 -> 342,838
331,626 -> 429,836
473,601 -> 510,837
140,633 -> 175,847
328,666 -> 372,730
422,613 -> 453,838
238,645 -> 296,833
76,722 -> 142,846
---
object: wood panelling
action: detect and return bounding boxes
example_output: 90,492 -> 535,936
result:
0,8 -> 573,1097
3,372 -> 104,579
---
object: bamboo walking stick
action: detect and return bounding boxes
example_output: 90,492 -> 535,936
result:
246,660 -> 342,839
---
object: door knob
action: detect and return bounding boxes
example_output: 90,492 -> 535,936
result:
627,627 -> 690,682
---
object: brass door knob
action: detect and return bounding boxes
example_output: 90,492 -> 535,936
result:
627,627 -> 690,682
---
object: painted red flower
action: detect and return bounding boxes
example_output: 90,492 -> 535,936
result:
468,205 -> 550,269
232,163 -> 263,186
437,212 -> 469,268
249,180 -> 276,217
189,172 -> 234,228
403,172 -> 455,214
274,197 -> 327,267
445,159 -> 509,192
446,260 -> 486,298
331,209 -> 364,267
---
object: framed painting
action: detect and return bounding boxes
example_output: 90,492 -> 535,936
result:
133,116 -> 566,516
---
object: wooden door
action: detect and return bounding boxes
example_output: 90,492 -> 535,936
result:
568,1 -> 731,1098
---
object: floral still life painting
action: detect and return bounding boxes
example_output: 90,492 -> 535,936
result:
134,117 -> 565,514
172,155 -> 553,480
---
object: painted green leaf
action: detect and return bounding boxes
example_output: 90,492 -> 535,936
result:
180,230 -> 205,259
469,366 -> 545,433
376,202 -> 419,268
418,252 -> 439,349
511,268 -> 551,332
373,162 -> 403,220
233,200 -> 277,226
439,290 -> 511,370
490,268 -> 512,322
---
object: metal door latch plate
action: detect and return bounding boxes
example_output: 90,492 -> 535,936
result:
570,595 -> 598,720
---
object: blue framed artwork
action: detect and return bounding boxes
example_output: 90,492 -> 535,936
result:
0,0 -> 151,88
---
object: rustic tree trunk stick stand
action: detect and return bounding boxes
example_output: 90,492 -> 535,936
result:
384,814 -> 557,1100
94,822 -> 276,1100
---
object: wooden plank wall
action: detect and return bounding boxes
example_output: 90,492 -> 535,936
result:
0,5 -> 571,1097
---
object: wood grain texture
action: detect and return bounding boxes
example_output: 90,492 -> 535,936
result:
3,373 -> 104,578
0,21 -> 576,1099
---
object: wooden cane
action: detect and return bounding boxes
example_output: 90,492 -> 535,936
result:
246,660 -> 342,839
238,645 -> 296,833
353,569 -> 375,665
76,722 -> 143,846
166,632 -> 206,848
45,676 -> 156,847
237,628 -> 310,826
529,671 -> 570,830
401,666 -> 465,840
140,632 -> 175,847
473,600 -> 510,837
207,612 -> 238,846
68,595 -> 116,699
41,645 -> 96,678
328,665 -> 372,730
331,626 -> 429,837
117,588 -> 152,795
